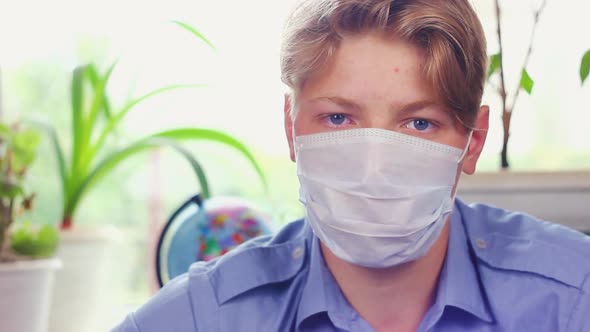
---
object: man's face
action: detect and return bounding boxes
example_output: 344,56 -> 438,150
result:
285,32 -> 488,177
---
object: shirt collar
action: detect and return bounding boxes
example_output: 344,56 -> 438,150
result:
296,230 -> 356,330
296,227 -> 329,328
297,199 -> 496,330
427,200 -> 495,325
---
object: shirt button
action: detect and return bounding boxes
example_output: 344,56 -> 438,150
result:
292,246 -> 304,260
475,238 -> 488,249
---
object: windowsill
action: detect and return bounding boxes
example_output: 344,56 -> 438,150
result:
458,170 -> 590,231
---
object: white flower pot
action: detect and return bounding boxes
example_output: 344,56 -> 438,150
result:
49,226 -> 121,332
0,258 -> 62,332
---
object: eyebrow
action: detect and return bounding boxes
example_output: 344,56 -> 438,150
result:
398,100 -> 442,115
311,96 -> 362,112
310,96 -> 443,114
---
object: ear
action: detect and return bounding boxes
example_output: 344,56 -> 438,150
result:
284,94 -> 296,162
462,105 -> 489,174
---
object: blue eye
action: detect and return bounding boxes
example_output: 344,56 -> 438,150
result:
329,114 -> 347,125
411,119 -> 432,131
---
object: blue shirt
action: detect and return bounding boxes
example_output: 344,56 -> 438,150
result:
113,199 -> 590,331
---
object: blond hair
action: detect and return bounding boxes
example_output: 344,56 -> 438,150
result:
280,0 -> 487,127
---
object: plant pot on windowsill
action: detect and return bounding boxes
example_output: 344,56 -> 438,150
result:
0,122 -> 61,332
0,256 -> 62,332
48,225 -> 122,332
0,224 -> 61,332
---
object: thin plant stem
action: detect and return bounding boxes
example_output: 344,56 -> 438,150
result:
496,0 -> 548,169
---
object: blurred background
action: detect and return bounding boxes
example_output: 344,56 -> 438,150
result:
0,0 -> 588,330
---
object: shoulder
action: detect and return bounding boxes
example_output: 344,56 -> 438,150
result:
114,219 -> 311,332
189,219 -> 311,330
113,273 -> 197,332
188,218 -> 310,303
455,200 -> 590,330
456,199 -> 590,287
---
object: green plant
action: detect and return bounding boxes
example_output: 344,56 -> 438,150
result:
487,0 -> 548,169
580,49 -> 590,85
36,62 -> 266,229
10,223 -> 59,258
488,1 -> 589,169
0,123 -> 58,260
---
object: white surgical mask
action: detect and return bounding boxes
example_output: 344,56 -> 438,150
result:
295,128 -> 471,268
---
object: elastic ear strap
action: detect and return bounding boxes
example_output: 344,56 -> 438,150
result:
459,131 -> 473,162
291,115 -> 299,154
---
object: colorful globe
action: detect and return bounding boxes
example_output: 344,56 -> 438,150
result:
157,196 -> 273,285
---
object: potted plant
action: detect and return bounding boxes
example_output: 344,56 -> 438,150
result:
458,0 -> 590,233
38,62 -> 264,230
0,122 -> 60,332
36,25 -> 266,330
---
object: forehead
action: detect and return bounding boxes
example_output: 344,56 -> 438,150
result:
298,32 -> 438,108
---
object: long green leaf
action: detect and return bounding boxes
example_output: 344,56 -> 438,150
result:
64,138 -> 209,219
581,49 -> 590,85
151,128 -> 267,189
86,63 -> 114,119
172,20 -> 216,50
70,66 -> 86,183
30,120 -> 70,200
85,63 -> 116,130
520,68 -> 534,95
78,63 -> 117,175
90,84 -> 205,159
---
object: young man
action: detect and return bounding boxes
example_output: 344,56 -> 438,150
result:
114,1 -> 590,331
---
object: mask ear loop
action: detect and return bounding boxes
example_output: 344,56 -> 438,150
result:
451,131 -> 474,202
288,96 -> 301,158
291,119 -> 300,157
458,131 -> 474,163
